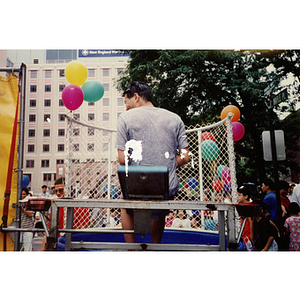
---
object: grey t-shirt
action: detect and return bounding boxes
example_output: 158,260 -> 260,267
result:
115,106 -> 189,196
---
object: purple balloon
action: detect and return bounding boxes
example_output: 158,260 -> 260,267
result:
62,84 -> 84,111
223,182 -> 232,194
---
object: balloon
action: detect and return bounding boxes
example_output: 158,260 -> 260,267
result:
201,140 -> 219,161
204,219 -> 217,231
217,165 -> 226,177
212,180 -> 223,192
62,84 -> 84,111
187,177 -> 198,189
211,161 -> 217,173
222,167 -> 231,182
223,182 -> 232,194
82,80 -> 104,102
201,131 -> 215,142
65,61 -> 87,86
232,122 -> 245,141
221,105 -> 240,122
104,184 -> 119,198
22,175 -> 30,188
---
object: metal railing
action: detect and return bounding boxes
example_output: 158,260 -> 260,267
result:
47,198 -> 236,251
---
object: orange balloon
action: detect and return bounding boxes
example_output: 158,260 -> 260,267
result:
221,105 -> 240,122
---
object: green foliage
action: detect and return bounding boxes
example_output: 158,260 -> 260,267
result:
117,50 -> 300,184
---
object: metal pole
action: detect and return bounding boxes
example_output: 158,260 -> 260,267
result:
268,95 -> 283,232
14,63 -> 26,251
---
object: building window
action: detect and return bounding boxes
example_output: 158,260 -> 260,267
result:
88,102 -> 95,106
43,144 -> 50,152
102,143 -> 109,151
30,85 -> 37,92
41,160 -> 50,168
88,113 -> 95,121
59,84 -> 65,92
30,70 -> 37,78
103,83 -> 109,91
45,70 -> 52,78
58,144 -> 65,152
30,99 -> 36,107
44,114 -> 51,122
117,68 -> 124,76
59,99 -> 64,107
28,145 -> 35,152
26,160 -> 34,168
88,128 -> 94,136
73,128 -> 80,136
29,114 -> 36,122
103,113 -> 109,121
73,143 -> 79,152
58,129 -> 65,136
43,173 -> 52,182
102,98 -> 109,106
103,68 -> 109,76
28,129 -> 35,137
43,129 -> 50,137
59,114 -> 65,121
45,85 -> 51,92
87,143 -> 94,151
44,99 -> 51,107
57,159 -> 64,164
88,69 -> 95,77
117,98 -> 124,106
73,114 -> 80,121
59,70 -> 65,77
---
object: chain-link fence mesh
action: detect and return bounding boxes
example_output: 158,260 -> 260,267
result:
64,114 -> 240,235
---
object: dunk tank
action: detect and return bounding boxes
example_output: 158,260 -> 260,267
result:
50,104 -> 242,251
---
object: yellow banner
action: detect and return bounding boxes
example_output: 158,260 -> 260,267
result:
0,73 -> 19,251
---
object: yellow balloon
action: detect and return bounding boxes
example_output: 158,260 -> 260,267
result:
65,61 -> 87,86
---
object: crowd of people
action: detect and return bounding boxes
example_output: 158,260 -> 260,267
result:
237,178 -> 300,251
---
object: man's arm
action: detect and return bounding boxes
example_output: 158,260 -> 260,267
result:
118,149 -> 126,165
176,147 -> 190,168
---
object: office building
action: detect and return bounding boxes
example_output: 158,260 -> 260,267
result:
4,50 -> 129,194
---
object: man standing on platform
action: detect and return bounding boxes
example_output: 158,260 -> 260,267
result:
116,81 -> 190,244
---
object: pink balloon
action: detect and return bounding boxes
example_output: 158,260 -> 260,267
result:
222,167 -> 231,182
232,122 -> 245,141
62,84 -> 84,111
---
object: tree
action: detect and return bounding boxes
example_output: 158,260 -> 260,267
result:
117,50 -> 300,185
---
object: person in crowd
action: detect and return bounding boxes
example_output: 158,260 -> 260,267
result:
171,209 -> 191,229
237,185 -> 253,250
291,183 -> 300,207
165,210 -> 175,227
284,202 -> 300,251
116,81 -> 189,244
90,192 -> 107,228
261,178 -> 278,223
249,200 -> 278,251
39,185 -> 49,197
19,187 -> 34,251
279,180 -> 290,220
40,177 -> 89,250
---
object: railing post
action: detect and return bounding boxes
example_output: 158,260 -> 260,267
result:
47,201 -> 59,251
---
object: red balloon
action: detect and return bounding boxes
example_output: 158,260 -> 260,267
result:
201,131 -> 216,142
232,122 -> 245,141
62,84 -> 84,111
212,180 -> 223,192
